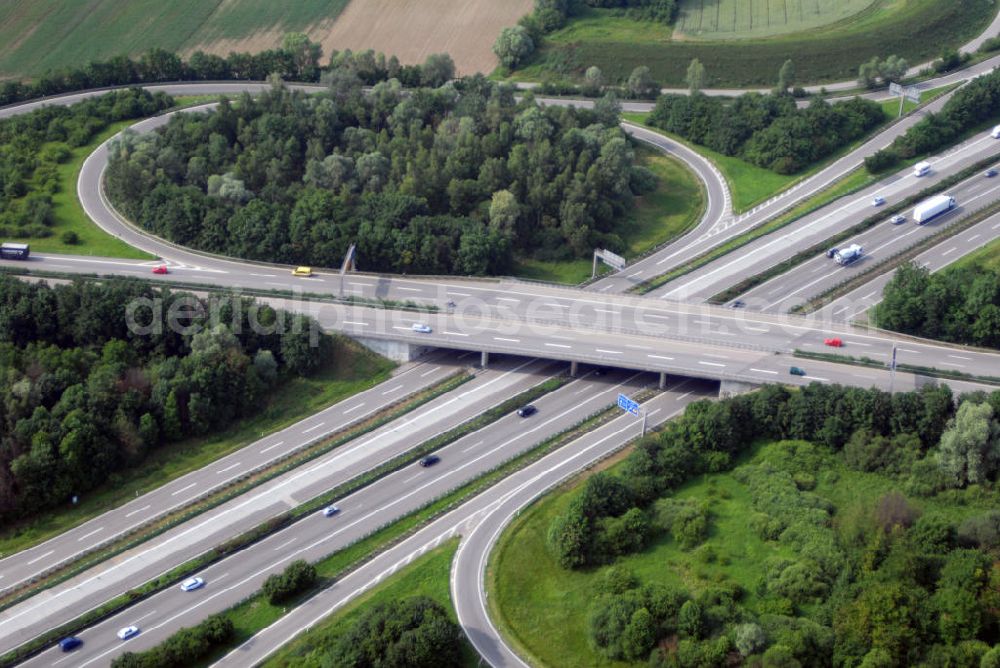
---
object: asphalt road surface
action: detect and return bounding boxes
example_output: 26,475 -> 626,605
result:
0,356 -> 461,596
817,209 -> 1000,321
738,163 -> 1000,312
0,356 -> 553,654
657,130 -> 1000,301
20,367 -> 659,667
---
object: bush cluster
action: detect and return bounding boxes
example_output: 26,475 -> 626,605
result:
262,560 -> 318,605
649,92 -> 885,174
550,378 -> 1000,666
110,614 -> 233,668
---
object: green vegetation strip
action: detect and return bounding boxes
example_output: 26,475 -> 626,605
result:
709,155 -> 1000,305
791,199 -> 1000,313
631,166 -> 875,295
0,373 -> 579,666
0,370 -> 476,666
0,267 -> 439,313
793,349 -> 1000,387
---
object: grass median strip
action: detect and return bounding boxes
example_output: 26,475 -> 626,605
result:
0,373 -> 577,666
631,165 -> 875,295
0,369 -> 471,623
4,378 -> 622,668
709,155 -> 1000,305
791,199 -> 1000,314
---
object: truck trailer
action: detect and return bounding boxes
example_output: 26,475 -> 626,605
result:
913,195 -> 956,224
834,244 -> 863,266
0,243 -> 29,260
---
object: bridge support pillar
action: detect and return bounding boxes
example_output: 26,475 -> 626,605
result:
570,360 -> 579,377
659,372 -> 667,390
350,337 -> 431,363
481,350 -> 490,369
719,379 -> 759,399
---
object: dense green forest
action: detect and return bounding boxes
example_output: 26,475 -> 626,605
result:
648,92 -> 885,174
106,79 -> 646,274
876,262 -> 1000,348
0,88 -> 173,239
0,276 -> 332,522
543,382 -> 1000,666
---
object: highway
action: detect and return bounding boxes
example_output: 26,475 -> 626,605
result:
736,162 -> 1000,313
19,366 -> 664,667
1,64 -> 999,665
655,129 -> 1000,301
817,209 -> 1000,322
0,356 -> 461,596
0,355 -> 553,654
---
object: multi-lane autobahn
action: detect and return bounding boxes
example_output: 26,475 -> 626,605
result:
2,59 -> 1000,667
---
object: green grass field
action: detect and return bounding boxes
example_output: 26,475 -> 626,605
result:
488,440 -> 991,667
262,540 -> 479,667
515,0 -> 998,87
0,0 -> 349,78
675,0 -> 876,40
0,337 -> 393,558
6,122 -> 154,259
512,145 -> 704,284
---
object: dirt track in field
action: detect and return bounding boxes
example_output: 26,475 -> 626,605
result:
318,0 -> 532,75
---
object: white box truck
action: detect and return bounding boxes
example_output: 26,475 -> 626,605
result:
914,161 -> 931,177
913,194 -> 956,224
834,244 -> 864,266
992,124 -> 1000,139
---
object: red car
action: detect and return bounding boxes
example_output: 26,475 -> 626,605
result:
151,265 -> 169,275
824,337 -> 843,348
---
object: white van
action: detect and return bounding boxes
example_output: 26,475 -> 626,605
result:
914,161 -> 931,177
992,124 -> 1000,139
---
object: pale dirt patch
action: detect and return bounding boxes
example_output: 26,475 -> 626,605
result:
181,26 -> 288,60
315,0 -> 532,76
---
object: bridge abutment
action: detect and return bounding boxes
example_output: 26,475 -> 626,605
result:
719,379 -> 759,399
351,337 -> 432,363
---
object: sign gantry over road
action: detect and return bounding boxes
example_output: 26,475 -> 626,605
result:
593,248 -> 626,277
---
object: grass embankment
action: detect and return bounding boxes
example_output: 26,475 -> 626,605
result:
5,121 -> 153,259
0,337 -> 392,559
513,0 -> 997,88
631,165 -> 874,295
261,540 -> 479,667
0,0 -> 349,78
951,232 -> 1000,273
876,82 -> 960,118
487,440 -> 992,668
512,143 -> 704,284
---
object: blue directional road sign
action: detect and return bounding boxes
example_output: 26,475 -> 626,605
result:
617,393 -> 640,416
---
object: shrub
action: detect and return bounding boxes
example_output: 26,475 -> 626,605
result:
111,614 -> 234,668
60,230 -> 80,245
262,559 -> 317,605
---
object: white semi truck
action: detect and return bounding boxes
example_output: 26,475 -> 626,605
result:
913,194 -> 956,224
834,244 -> 864,265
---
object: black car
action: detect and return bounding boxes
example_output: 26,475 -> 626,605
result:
826,247 -> 839,259
517,405 -> 537,418
419,455 -> 440,467
729,300 -> 745,308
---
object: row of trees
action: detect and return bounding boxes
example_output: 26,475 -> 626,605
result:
877,262 -> 1000,349
0,277 -> 332,522
111,614 -> 234,668
865,68 -> 1000,172
106,77 -> 651,274
0,88 -> 172,239
0,34 -> 457,108
549,382 -> 1000,665
649,91 -> 885,174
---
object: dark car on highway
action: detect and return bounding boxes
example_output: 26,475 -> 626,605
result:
517,405 -> 537,418
419,455 -> 440,467
59,637 -> 82,652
